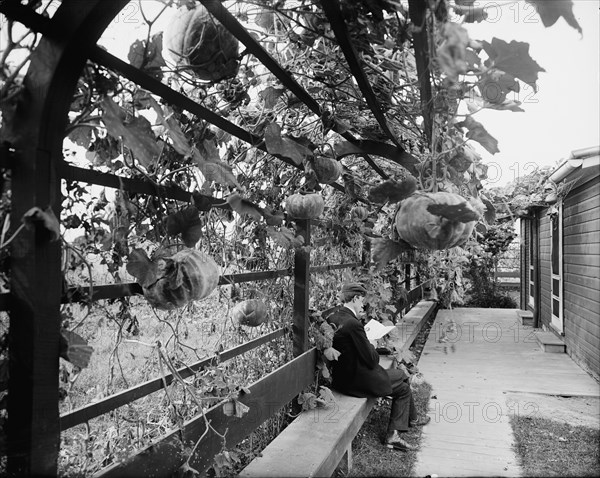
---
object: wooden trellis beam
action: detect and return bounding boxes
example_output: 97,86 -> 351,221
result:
199,0 -> 417,177
408,0 -> 434,145
320,0 -> 404,149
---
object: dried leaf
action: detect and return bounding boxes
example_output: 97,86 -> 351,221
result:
323,347 -> 341,361
60,330 -> 93,369
21,206 -> 60,241
126,248 -> 158,288
482,38 -> 545,89
318,386 -> 335,404
368,176 -> 418,204
101,97 -> 161,169
234,399 -> 250,418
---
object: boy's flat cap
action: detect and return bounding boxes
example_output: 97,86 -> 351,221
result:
341,282 -> 367,296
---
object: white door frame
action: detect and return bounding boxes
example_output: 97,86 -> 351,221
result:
550,202 -> 564,333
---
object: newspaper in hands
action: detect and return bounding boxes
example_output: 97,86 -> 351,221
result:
364,319 -> 396,342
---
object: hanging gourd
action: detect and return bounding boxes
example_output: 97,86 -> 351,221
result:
163,5 -> 239,82
311,156 -> 343,185
140,249 -> 221,310
285,192 -> 325,220
232,299 -> 269,327
394,192 -> 483,250
350,206 -> 369,221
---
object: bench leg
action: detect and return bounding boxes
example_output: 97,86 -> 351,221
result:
340,444 -> 353,475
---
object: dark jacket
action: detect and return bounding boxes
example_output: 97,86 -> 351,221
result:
323,306 -> 392,398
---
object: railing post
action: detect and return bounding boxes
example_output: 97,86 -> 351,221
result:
404,264 -> 411,290
292,219 -> 310,357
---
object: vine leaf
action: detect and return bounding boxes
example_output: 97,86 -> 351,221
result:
147,97 -> 191,156
59,330 -> 93,369
192,141 -> 239,187
437,22 -> 471,79
262,206 -> 285,226
21,206 -> 60,242
264,123 -> 311,165
164,206 -> 202,247
368,176 -> 418,204
126,248 -> 158,288
127,32 -> 166,80
101,97 -> 161,169
477,69 -> 520,104
370,237 -> 413,270
482,38 -> 545,89
266,226 -> 304,249
226,194 -> 263,221
192,192 -> 214,212
259,86 -> 286,109
526,0 -> 582,34
480,197 -> 496,224
455,116 -> 499,154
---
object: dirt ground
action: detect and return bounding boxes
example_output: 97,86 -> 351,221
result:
505,391 -> 600,429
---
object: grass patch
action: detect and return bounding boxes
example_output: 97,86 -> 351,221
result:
511,414 -> 600,477
343,381 -> 432,477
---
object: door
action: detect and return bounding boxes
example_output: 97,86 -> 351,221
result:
550,203 -> 564,333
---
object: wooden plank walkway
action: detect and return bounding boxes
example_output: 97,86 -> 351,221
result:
413,308 -> 600,477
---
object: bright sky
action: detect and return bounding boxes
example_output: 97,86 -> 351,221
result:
462,0 -> 600,186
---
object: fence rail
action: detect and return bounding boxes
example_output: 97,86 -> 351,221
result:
60,328 -> 287,431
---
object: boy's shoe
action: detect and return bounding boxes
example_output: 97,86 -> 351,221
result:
385,431 -> 417,451
410,415 -> 431,427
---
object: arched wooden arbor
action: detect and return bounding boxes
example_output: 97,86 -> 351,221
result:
0,0 -> 432,475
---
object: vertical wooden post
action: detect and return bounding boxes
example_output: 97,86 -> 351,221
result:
404,264 -> 411,290
0,1 -> 128,474
293,219 -> 310,357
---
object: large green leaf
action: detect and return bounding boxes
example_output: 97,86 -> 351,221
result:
59,330 -> 94,369
456,116 -> 500,154
164,206 -> 203,247
264,123 -> 312,165
482,38 -> 545,88
101,97 -> 161,169
526,0 -> 582,34
126,248 -> 158,288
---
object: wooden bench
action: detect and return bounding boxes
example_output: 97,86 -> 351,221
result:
238,300 -> 438,478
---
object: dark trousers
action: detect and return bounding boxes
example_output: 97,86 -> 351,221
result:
386,368 -> 417,434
